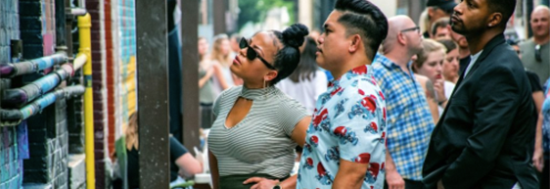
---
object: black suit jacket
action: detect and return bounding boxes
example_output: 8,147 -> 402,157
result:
422,34 -> 539,189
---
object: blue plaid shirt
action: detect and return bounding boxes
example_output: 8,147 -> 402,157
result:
371,54 -> 435,181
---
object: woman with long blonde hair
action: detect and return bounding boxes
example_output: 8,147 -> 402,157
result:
211,34 -> 242,95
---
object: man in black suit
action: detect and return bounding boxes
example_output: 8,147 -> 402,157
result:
422,0 -> 540,188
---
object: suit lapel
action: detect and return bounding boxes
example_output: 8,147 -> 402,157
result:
462,34 -> 506,80
438,34 -> 506,122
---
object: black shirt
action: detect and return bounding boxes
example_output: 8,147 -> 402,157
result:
126,136 -> 189,188
526,70 -> 543,93
127,147 -> 140,189
170,136 -> 189,181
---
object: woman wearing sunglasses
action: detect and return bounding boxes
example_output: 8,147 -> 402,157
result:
207,24 -> 311,189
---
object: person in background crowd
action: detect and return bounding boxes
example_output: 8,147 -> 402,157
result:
539,78 -> 550,189
210,34 -> 239,95
309,29 -> 321,42
423,0 -> 539,188
198,37 -> 216,129
124,113 -> 203,189
508,39 -> 522,58
430,17 -> 451,39
208,24 -> 311,189
420,0 -> 457,38
373,15 -> 435,189
309,29 -> 335,82
414,73 -> 441,123
437,38 -> 460,84
411,50 -> 441,123
413,39 -> 450,118
521,5 -> 550,84
297,0 -> 388,188
167,0 -> 184,141
276,37 -> 328,114
509,39 -> 547,186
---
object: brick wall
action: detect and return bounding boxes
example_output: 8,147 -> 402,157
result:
86,0 -> 109,188
105,0 -> 116,158
17,0 -> 69,188
0,4 -> 20,186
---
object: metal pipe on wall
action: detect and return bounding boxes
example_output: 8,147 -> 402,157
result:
77,13 -> 95,189
0,52 -> 68,78
1,54 -> 87,106
0,85 -> 85,122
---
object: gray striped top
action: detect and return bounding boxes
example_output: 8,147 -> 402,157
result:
208,86 -> 308,177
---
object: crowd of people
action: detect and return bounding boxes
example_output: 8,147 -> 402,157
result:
114,0 -> 550,188
198,0 -> 550,188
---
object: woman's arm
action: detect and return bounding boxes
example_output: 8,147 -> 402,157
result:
212,63 -> 231,90
532,91 -> 545,172
199,66 -> 214,88
209,150 -> 220,189
417,76 -> 440,124
175,153 -> 203,179
290,116 -> 311,147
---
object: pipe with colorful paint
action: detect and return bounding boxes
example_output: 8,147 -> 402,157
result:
0,52 -> 68,78
1,55 -> 86,106
0,85 -> 85,122
78,13 -> 95,189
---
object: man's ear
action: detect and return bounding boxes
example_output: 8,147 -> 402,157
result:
487,12 -> 503,28
397,32 -> 407,45
348,34 -> 362,53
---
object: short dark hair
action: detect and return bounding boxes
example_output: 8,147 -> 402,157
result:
334,0 -> 388,61
270,24 -> 309,85
486,0 -> 516,28
431,17 -> 449,37
436,38 -> 458,54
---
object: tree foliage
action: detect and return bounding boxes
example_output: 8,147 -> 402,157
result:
237,0 -> 296,32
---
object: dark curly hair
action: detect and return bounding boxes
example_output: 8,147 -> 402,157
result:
269,24 -> 309,85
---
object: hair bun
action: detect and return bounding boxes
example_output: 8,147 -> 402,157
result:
282,24 -> 309,48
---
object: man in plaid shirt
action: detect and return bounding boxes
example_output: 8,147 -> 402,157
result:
372,16 -> 435,189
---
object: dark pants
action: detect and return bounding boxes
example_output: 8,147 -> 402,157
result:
200,103 -> 213,129
384,179 -> 426,189
219,174 -> 288,189
541,159 -> 549,189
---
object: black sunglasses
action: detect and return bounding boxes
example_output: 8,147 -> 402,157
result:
401,26 -> 420,33
535,44 -> 542,62
239,37 -> 276,70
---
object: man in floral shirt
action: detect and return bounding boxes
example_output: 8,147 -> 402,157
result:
297,0 -> 388,188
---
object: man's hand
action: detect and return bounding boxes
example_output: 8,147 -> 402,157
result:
243,177 -> 279,189
533,146 -> 544,172
386,169 -> 405,189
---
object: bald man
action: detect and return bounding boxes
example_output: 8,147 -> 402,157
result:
372,16 -> 435,189
521,5 -> 550,84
